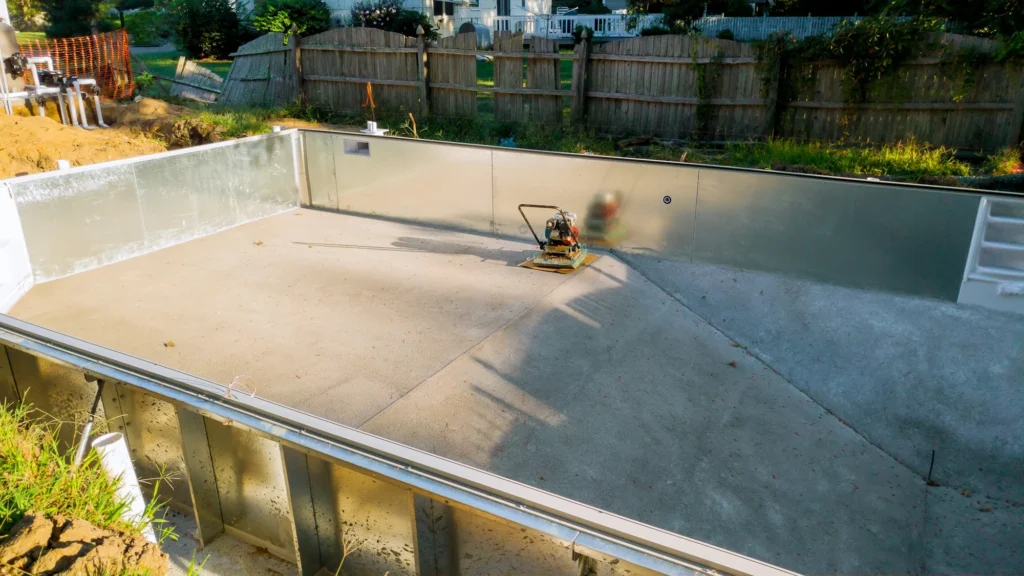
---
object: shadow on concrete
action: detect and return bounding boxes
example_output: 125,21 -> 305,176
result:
294,236 -> 529,267
363,256 -> 959,575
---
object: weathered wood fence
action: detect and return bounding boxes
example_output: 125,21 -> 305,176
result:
222,29 -> 1024,150
780,34 -> 1024,150
221,33 -> 302,106
169,57 -> 223,102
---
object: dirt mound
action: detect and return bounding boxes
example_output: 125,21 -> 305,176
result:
102,97 -> 224,147
0,114 -> 166,179
0,512 -> 167,576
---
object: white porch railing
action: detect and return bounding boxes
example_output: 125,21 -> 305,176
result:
435,14 -> 663,39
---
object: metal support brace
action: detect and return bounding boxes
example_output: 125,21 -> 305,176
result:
0,346 -> 19,403
177,408 -> 226,547
413,495 -> 455,576
280,446 -> 322,576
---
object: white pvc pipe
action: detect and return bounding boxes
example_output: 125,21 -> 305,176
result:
27,56 -> 54,72
74,79 -> 107,128
26,62 -> 40,88
0,44 -> 12,115
72,81 -> 94,130
91,432 -> 157,543
56,90 -> 68,125
64,87 -> 80,127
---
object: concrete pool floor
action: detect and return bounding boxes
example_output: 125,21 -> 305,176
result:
11,208 -> 1023,575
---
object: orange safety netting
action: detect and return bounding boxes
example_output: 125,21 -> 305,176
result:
19,29 -> 135,99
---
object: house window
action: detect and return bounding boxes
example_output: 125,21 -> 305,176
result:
521,0 -> 525,7
497,0 -> 510,15
433,0 -> 455,15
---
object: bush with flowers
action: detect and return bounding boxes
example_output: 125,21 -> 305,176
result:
349,0 -> 440,41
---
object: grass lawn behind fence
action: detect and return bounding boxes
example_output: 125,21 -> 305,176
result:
14,31 -> 47,43
134,51 -> 232,79
133,51 -> 233,97
475,55 -> 574,116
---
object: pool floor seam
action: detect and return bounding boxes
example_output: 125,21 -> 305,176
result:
351,261 -> 582,430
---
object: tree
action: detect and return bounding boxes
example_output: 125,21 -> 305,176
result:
628,0 -> 750,33
769,0 -> 886,17
166,0 -> 247,58
9,0 -> 47,31
43,0 -> 103,36
253,0 -> 331,35
892,0 -> 1024,37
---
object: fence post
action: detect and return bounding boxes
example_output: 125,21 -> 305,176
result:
417,25 -> 430,116
762,54 -> 781,139
571,29 -> 590,124
174,56 -> 187,80
290,24 -> 304,104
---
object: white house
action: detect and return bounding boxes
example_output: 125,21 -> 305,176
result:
322,0 -> 551,38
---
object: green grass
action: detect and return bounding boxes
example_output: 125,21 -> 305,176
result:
720,139 -> 973,180
981,147 -> 1024,176
133,51 -> 232,97
191,106 -> 286,138
474,58 -> 573,88
15,31 -> 47,42
0,402 -> 175,541
474,57 -> 573,117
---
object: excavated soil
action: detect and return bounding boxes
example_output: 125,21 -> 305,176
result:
0,513 -> 167,576
0,98 -> 341,180
0,112 -> 167,179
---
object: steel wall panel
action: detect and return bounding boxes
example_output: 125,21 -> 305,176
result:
491,150 -> 699,260
177,408 -> 226,546
8,133 -> 300,283
11,165 -> 144,282
308,459 -> 418,576
114,385 -> 192,509
205,419 -> 296,561
693,168 -> 981,300
451,507 -> 579,574
5,347 -> 106,449
134,135 -> 298,247
304,131 -> 339,210
330,135 -> 493,233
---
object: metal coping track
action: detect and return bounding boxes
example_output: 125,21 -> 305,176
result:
0,313 -> 798,576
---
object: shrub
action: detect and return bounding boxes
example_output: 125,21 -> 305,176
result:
716,28 -> 734,40
124,8 -> 172,46
982,147 -> 1024,176
135,71 -> 155,92
639,24 -> 672,36
571,24 -> 593,44
166,0 -> 246,59
349,0 -> 439,41
253,0 -> 331,36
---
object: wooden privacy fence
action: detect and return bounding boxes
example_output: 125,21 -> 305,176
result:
221,33 -> 301,106
18,29 -> 135,98
169,57 -> 223,103
224,29 -> 1024,150
779,34 -> 1024,151
581,35 -> 766,140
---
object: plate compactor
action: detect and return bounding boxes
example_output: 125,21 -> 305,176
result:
518,204 -> 589,270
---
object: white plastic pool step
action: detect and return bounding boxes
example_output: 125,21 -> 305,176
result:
960,197 -> 1024,313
